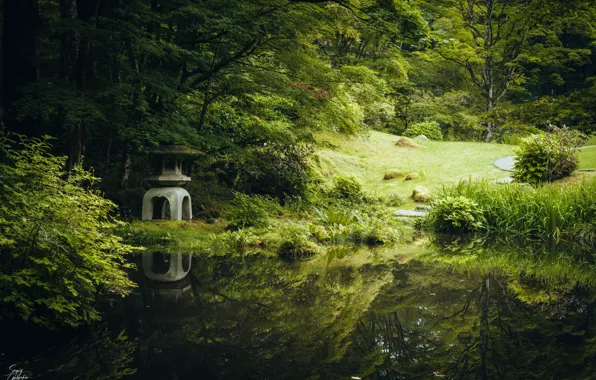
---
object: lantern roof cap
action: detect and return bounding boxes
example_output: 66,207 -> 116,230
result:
149,145 -> 204,156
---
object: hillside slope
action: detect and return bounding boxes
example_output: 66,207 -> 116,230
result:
316,131 -> 515,198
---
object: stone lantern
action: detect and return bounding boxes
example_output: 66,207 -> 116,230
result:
141,145 -> 201,283
141,145 -> 202,221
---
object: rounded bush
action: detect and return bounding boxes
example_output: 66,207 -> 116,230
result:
403,121 -> 443,141
426,196 -> 485,232
513,127 -> 586,184
331,176 -> 363,200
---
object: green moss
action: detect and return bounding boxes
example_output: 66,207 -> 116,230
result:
383,170 -> 403,180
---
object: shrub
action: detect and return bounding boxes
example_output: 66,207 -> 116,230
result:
383,192 -> 405,207
403,121 -> 443,141
426,179 -> 596,242
276,223 -> 322,261
236,142 -> 315,200
0,135 -> 136,329
426,195 -> 485,233
227,193 -> 280,229
513,127 -> 586,184
331,176 -> 363,200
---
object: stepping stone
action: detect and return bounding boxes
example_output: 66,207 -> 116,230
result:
394,209 -> 427,218
493,156 -> 516,172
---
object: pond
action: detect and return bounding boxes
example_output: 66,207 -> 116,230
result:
2,237 -> 596,379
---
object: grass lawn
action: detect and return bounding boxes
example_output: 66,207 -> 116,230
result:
578,147 -> 596,169
316,131 -> 515,199
584,135 -> 596,147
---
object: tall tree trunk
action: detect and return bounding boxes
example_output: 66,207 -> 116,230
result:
484,57 -> 495,142
59,0 -> 78,82
67,121 -> 83,170
2,0 -> 40,136
119,148 -> 131,190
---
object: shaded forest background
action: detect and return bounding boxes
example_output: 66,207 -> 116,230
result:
2,0 -> 596,209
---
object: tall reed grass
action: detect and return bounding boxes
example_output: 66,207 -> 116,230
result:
427,178 -> 596,242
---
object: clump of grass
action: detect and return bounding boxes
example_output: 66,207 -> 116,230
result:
313,207 -> 400,246
120,220 -> 224,254
426,178 -> 596,242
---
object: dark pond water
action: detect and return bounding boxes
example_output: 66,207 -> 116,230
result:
2,238 -> 596,379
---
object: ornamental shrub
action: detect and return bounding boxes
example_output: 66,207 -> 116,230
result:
331,176 -> 363,200
426,196 -> 485,232
403,121 -> 443,141
0,134 -> 136,329
513,127 -> 586,184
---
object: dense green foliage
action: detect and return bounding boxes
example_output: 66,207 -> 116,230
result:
403,120 -> 443,140
4,0 -> 596,335
426,179 -> 596,242
0,135 -> 136,329
330,176 -> 363,200
227,193 -> 279,229
426,195 -> 485,232
3,0 -> 596,190
513,127 -> 587,184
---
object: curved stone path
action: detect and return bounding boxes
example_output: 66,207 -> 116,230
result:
493,155 -> 516,172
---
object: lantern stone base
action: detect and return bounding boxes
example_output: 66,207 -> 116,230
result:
142,187 -> 192,221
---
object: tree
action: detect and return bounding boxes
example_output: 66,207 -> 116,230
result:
427,0 -> 595,141
0,134 -> 136,329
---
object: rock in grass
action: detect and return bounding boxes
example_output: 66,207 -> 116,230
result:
394,209 -> 427,218
412,186 -> 431,202
405,172 -> 420,181
395,137 -> 419,148
415,135 -> 429,141
278,240 -> 323,261
383,170 -> 403,180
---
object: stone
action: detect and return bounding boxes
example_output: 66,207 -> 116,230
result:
383,170 -> 403,180
393,209 -> 427,218
412,186 -> 431,202
415,205 -> 432,211
142,187 -> 192,221
414,135 -> 429,141
405,172 -> 420,180
395,137 -> 419,148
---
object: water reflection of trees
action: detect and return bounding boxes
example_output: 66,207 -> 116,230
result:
348,239 -> 596,379
125,254 -> 394,379
13,241 -> 596,379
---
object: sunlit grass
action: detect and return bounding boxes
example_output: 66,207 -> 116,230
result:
316,131 -> 515,202
578,146 -> 596,169
429,178 -> 596,242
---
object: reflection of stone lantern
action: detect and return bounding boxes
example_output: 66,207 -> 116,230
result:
141,145 -> 201,283
141,145 -> 202,221
142,251 -> 191,282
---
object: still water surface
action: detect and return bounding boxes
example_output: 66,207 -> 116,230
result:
3,238 -> 596,379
